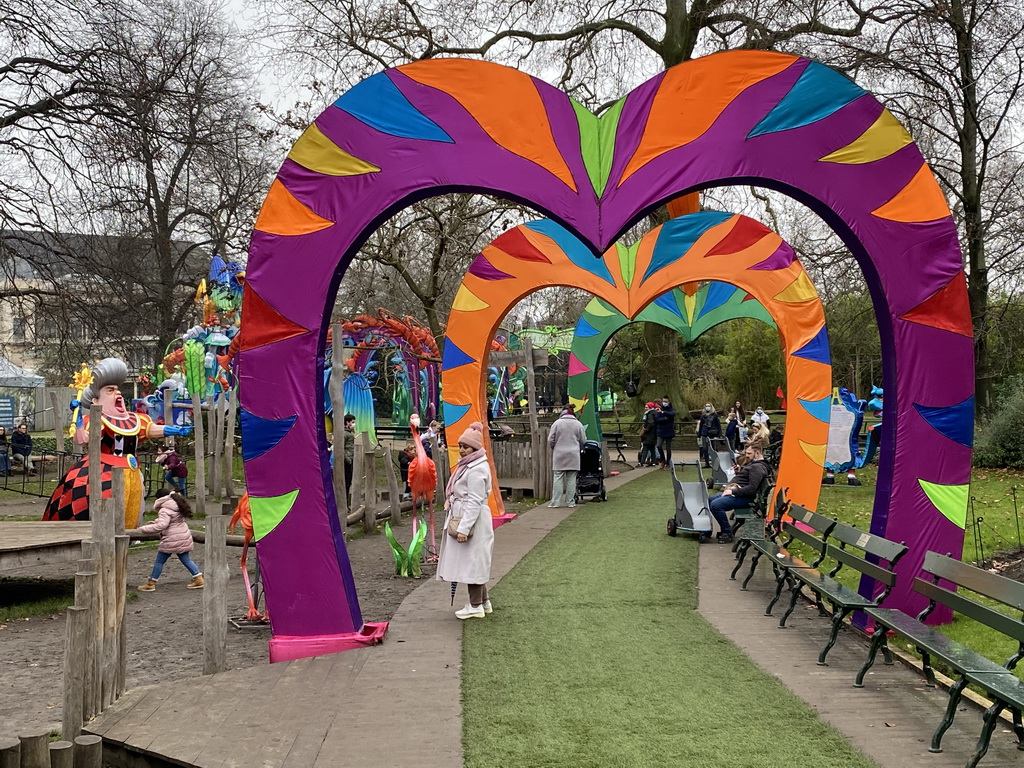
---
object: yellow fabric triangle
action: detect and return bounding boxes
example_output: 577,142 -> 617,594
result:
819,110 -> 912,165
683,292 -> 697,324
919,479 -> 970,529
287,123 -> 381,176
451,285 -> 490,312
774,273 -> 818,303
799,440 -> 826,466
587,298 -> 618,317
569,393 -> 588,412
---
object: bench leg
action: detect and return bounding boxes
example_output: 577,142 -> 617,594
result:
730,541 -> 750,580
920,649 -> 938,687
779,580 -> 804,628
817,606 -> 850,665
741,550 -> 764,590
854,624 -> 889,687
1013,709 -> 1024,750
929,675 -> 969,753
965,700 -> 1006,768
765,567 -> 788,616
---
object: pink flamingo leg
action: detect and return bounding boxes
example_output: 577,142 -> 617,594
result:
239,540 -> 259,620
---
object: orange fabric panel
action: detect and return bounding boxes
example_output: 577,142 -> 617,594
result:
666,193 -> 700,218
400,59 -> 578,193
254,180 -> 334,236
619,52 -> 797,184
871,164 -> 952,223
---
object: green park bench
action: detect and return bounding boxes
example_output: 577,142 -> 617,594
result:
772,515 -> 907,666
855,551 -> 1024,767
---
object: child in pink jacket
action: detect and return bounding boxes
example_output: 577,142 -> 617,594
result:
135,489 -> 203,590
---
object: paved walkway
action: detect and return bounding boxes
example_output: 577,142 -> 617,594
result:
698,537 -> 1024,767
90,463 -> 1024,767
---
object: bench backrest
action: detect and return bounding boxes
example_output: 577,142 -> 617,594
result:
782,504 -> 837,565
916,552 -> 1024,658
824,522 -> 907,596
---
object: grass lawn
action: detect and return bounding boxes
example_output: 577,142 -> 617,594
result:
461,472 -> 878,768
816,465 -> 1024,678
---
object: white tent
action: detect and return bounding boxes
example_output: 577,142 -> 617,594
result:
0,357 -> 45,388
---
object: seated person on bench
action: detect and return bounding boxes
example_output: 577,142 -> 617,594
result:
709,445 -> 771,543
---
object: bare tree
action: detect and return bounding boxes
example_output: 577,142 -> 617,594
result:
841,0 -> 1024,411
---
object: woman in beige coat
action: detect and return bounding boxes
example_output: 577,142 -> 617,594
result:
436,422 -> 494,619
133,489 -> 204,590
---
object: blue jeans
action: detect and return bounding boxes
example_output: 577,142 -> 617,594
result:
164,471 -> 185,492
709,492 -> 751,535
150,551 -> 201,579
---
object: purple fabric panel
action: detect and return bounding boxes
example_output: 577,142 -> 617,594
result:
606,74 -> 664,205
239,332 -> 361,637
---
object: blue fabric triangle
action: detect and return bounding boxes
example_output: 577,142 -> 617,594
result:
523,220 -> 616,286
696,282 -> 738,319
791,326 -> 831,365
914,396 -> 974,447
574,316 -> 601,337
334,73 -> 453,143
442,338 -> 475,371
748,62 -> 866,138
443,402 -> 471,425
642,212 -> 733,284
798,396 -> 832,424
241,409 -> 297,463
653,291 -> 683,317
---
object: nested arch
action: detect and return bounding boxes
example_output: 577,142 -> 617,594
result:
442,214 -> 831,519
567,284 -> 779,439
240,52 -> 971,653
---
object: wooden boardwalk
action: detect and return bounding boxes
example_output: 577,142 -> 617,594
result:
0,521 -> 92,572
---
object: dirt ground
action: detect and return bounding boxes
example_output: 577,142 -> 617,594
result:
0,506 -> 439,738
0,462 -> 636,739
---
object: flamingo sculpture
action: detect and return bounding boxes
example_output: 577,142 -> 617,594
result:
407,413 -> 438,559
228,493 -> 267,621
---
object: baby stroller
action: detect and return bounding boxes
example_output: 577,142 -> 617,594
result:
575,440 -> 607,503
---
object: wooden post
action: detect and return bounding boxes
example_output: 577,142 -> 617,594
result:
328,323 -> 348,521
50,390 -> 66,455
361,431 -> 376,534
48,742 -> 73,768
16,734 -> 48,768
162,388 -> 175,449
348,446 -> 363,538
0,738 -> 18,768
209,396 -> 221,500
190,394 -> 207,517
72,735 -> 102,768
223,392 -> 237,499
62,606 -> 87,740
113,533 -> 128,697
524,337 -> 542,499
75,548 -> 99,721
203,513 -> 228,675
382,445 -> 401,525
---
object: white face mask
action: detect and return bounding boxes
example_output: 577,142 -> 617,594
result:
661,402 -> 669,407
704,406 -> 711,412
756,409 -> 763,414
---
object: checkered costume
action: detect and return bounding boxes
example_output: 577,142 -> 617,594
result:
43,412 -> 152,528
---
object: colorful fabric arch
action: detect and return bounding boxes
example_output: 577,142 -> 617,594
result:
240,52 -> 972,657
443,214 -> 830,520
566,283 -> 778,439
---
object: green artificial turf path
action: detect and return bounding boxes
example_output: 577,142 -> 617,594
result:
461,472 -> 879,768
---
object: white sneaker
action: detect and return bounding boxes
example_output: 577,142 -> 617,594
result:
482,600 -> 493,614
547,502 -> 560,508
567,502 -> 576,508
455,603 -> 485,620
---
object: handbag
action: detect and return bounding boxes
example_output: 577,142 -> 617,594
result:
447,516 -> 473,539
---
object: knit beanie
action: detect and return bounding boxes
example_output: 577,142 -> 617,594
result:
458,421 -> 485,450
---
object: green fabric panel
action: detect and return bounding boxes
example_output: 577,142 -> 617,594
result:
571,98 -> 625,199
918,479 -> 969,529
251,489 -> 300,541
616,243 -> 636,288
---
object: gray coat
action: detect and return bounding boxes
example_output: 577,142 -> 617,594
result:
436,455 -> 494,585
548,414 -> 586,471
